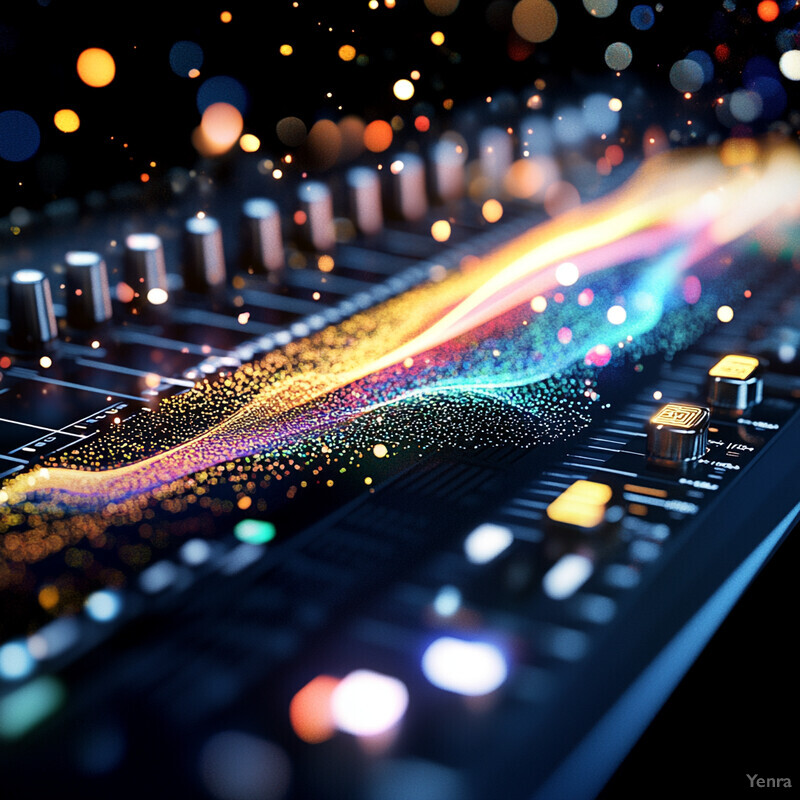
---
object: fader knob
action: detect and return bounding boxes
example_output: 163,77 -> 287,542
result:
241,197 -> 285,274
183,215 -> 226,291
646,402 -> 710,468
389,152 -> 427,222
479,126 -> 514,194
65,251 -> 112,328
430,138 -> 467,204
297,181 -> 335,252
706,354 -> 764,416
7,269 -> 58,349
124,233 -> 168,304
347,166 -> 383,236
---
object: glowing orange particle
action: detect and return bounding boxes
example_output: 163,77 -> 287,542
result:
364,119 -> 393,152
414,115 -> 430,132
289,675 -> 339,743
757,1 -> 779,22
220,10 -> 232,22
54,109 -> 80,133
140,173 -> 150,183
715,44 -> 730,62
76,48 -> 116,87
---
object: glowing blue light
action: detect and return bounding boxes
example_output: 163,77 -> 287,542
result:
169,40 -> 203,77
0,110 -> 40,162
0,642 -> 34,681
582,93 -> 620,136
433,585 -> 462,617
0,677 -> 65,740
196,76 -> 248,114
422,637 -> 508,696
630,5 -> 654,30
85,590 -> 122,623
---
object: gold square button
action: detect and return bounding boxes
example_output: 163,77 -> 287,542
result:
650,403 -> 707,430
708,354 -> 759,381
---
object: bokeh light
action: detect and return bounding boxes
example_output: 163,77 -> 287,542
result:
393,79 -> 415,101
422,637 -> 508,696
196,75 -> 248,114
364,119 -> 393,152
512,0 -> 558,43
482,198 -> 503,223
338,44 -> 356,61
331,670 -> 409,737
424,0 -> 460,15
276,116 -> 307,147
779,50 -> 800,80
194,102 -> 243,156
0,110 -> 41,162
583,0 -> 617,18
76,48 -> 115,87
169,41 -> 203,77
669,59 -> 704,93
307,119 -> 342,169
53,109 -> 80,133
757,1 -> 780,22
630,5 -> 654,30
431,219 -> 452,242
431,31 -> 445,45
239,133 -> 260,152
289,675 -> 339,743
604,42 -> 632,71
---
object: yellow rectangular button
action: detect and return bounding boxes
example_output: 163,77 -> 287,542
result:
650,403 -> 706,429
708,354 -> 759,381
546,480 -> 612,529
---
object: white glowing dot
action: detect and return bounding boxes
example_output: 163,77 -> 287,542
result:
717,305 -> 734,323
421,637 -> 508,696
147,287 -> 168,305
779,50 -> 800,81
331,669 -> 409,736
606,304 -> 626,325
653,390 -> 663,400
555,262 -> 579,286
531,295 -> 547,313
0,642 -> 34,680
608,97 -> 622,111
463,523 -> 513,565
39,356 -> 52,369
393,79 -> 415,100
542,554 -> 594,600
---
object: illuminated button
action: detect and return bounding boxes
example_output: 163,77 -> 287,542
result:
646,402 -> 709,467
706,354 -> 763,415
546,480 -> 613,531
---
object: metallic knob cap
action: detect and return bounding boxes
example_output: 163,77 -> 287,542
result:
479,126 -> 514,195
183,215 -> 226,291
430,137 -> 467,204
647,402 -> 710,467
706,354 -> 764,416
389,152 -> 427,221
65,251 -> 112,328
297,181 -> 335,252
241,197 -> 285,274
124,233 -> 168,303
346,166 -> 383,236
7,268 -> 58,349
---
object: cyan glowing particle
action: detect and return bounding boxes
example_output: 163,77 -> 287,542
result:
234,519 -> 276,544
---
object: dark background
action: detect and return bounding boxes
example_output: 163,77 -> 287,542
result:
1,1 -> 799,795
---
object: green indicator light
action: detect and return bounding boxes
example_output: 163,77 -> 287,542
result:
234,519 -> 277,545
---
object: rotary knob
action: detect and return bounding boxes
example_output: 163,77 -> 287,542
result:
183,215 -> 226,291
389,152 -> 427,222
241,197 -> 285,275
706,354 -> 764,416
297,181 -> 335,252
124,233 -> 169,304
65,251 -> 112,328
646,402 -> 710,468
7,269 -> 58,349
347,166 -> 383,236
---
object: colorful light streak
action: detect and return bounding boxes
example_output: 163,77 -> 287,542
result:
1,140 -> 800,571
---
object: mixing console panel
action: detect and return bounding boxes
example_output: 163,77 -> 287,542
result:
1,3 -> 800,799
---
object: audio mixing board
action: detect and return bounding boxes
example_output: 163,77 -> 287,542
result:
1,3 -> 800,799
